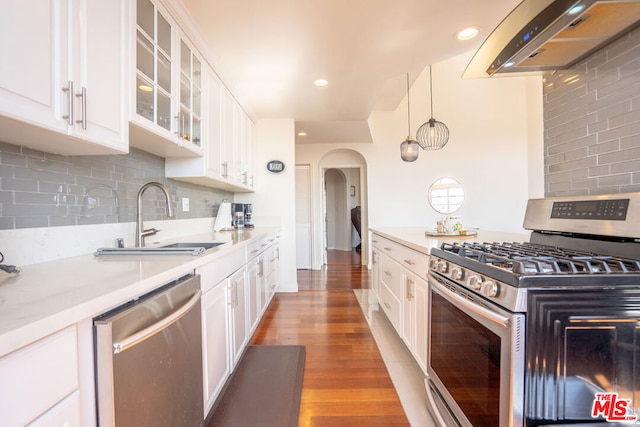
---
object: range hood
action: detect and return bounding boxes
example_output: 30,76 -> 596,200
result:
464,0 -> 640,78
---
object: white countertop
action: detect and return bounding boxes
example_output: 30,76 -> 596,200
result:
370,226 -> 531,255
0,227 -> 279,358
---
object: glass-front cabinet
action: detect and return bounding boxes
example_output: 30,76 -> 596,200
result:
130,0 -> 202,158
179,39 -> 203,148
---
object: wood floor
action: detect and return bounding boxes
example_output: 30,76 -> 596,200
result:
250,249 -> 410,426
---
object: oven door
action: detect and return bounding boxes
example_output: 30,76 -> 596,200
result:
426,271 -> 526,427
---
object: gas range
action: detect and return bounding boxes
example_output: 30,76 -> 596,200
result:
428,193 -> 640,313
426,193 -> 640,427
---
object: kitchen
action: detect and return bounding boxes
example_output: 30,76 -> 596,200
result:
1,0 -> 640,426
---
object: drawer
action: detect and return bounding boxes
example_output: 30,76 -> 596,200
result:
379,282 -> 402,333
379,253 -> 403,299
199,250 -> 245,293
372,234 -> 401,256
0,326 -> 79,426
246,237 -> 270,261
395,244 -> 430,280
372,233 -> 429,280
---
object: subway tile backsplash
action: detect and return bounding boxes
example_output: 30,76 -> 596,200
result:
544,28 -> 640,196
0,143 -> 232,230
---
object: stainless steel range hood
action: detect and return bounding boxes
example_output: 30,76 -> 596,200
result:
464,0 -> 640,78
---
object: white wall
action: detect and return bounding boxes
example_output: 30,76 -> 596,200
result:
235,119 -> 298,292
296,51 -> 545,269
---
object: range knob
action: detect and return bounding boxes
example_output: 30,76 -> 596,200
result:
437,260 -> 448,273
481,280 -> 499,298
429,258 -> 438,269
450,267 -> 464,281
468,275 -> 482,290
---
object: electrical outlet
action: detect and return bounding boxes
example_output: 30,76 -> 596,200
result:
182,197 -> 190,212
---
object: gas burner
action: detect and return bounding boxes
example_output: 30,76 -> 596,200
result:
439,242 -> 640,276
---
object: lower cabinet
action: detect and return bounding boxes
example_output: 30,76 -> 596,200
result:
0,326 -> 81,426
229,268 -> 248,367
199,233 -> 280,415
371,232 -> 429,375
201,277 -> 231,415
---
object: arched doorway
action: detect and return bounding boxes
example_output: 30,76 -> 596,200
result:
319,149 -> 368,267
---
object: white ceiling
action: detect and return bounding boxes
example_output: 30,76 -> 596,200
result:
179,0 -> 522,144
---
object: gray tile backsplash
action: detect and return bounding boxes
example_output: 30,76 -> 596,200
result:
543,27 -> 640,196
0,143 -> 232,229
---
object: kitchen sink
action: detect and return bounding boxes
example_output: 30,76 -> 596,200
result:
159,242 -> 226,249
94,241 -> 227,257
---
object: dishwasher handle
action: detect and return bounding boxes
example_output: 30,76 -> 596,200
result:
113,289 -> 202,354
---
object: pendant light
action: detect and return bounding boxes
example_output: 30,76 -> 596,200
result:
416,65 -> 449,150
400,72 -> 419,162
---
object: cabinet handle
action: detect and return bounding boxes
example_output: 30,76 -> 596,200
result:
250,249 -> 259,254
222,161 -> 229,178
75,87 -> 87,129
112,289 -> 202,354
384,302 -> 391,310
372,239 -> 378,243
62,81 -> 73,125
242,171 -> 248,184
384,270 -> 392,277
384,247 -> 392,251
406,278 -> 414,301
250,175 -> 254,187
404,259 -> 416,266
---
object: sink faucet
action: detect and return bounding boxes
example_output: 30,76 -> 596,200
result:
135,182 -> 174,247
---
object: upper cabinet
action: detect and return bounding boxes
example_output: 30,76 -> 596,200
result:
129,0 -> 203,158
0,0 -> 129,155
166,67 -> 256,193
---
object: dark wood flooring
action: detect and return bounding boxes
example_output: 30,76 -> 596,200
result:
250,249 -> 410,426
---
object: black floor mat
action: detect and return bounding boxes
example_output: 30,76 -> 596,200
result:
207,345 -> 306,427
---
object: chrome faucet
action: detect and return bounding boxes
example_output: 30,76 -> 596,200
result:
135,182 -> 174,247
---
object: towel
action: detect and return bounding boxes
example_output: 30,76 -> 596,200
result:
214,201 -> 233,231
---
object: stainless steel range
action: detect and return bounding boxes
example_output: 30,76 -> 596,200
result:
426,193 -> 640,427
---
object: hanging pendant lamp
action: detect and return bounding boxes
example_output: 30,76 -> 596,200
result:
400,72 -> 419,162
416,65 -> 449,150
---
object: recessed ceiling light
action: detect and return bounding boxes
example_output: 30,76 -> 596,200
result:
297,132 -> 307,136
456,27 -> 480,41
568,5 -> 585,15
314,79 -> 329,87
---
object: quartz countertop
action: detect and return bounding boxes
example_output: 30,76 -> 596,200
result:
370,226 -> 531,255
0,227 -> 279,358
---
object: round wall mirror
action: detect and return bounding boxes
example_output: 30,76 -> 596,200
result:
428,178 -> 465,214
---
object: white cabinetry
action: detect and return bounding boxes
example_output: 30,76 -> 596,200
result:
130,0 -> 203,158
229,267 -> 248,367
0,0 -> 128,155
0,326 -> 80,426
371,232 -> 430,374
165,72 -> 256,192
201,277 -> 231,415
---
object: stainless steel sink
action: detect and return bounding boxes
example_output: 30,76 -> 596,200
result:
159,242 -> 226,249
94,241 -> 228,257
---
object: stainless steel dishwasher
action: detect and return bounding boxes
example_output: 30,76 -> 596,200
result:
94,274 -> 203,427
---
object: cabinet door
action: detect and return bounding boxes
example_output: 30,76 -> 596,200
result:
205,71 -> 224,178
134,0 -> 174,135
72,0 -> 128,150
371,248 -> 381,297
202,279 -> 231,414
229,267 -> 247,367
246,259 -> 260,333
178,36 -> 203,149
401,271 -> 415,353
413,275 -> 428,374
0,0 -> 67,133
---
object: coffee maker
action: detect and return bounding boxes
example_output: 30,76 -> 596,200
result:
231,203 -> 254,228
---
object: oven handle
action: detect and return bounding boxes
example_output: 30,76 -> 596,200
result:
429,274 -> 510,328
